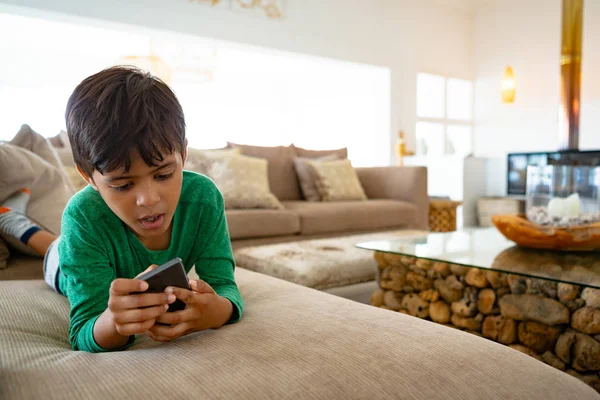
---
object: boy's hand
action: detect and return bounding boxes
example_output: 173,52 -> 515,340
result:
106,265 -> 176,336
146,279 -> 233,342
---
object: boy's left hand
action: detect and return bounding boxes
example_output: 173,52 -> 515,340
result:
146,280 -> 233,342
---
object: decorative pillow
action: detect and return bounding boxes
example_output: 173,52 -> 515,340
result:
0,144 -> 72,237
185,147 -> 241,176
54,146 -> 75,166
11,125 -> 64,171
52,147 -> 89,192
307,159 -> 368,202
62,165 -> 89,192
47,130 -> 69,148
11,125 -> 77,194
228,142 -> 301,201
0,238 -> 9,269
293,145 -> 348,160
208,154 -> 283,210
293,154 -> 338,201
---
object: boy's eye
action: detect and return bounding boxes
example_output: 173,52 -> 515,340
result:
156,172 -> 174,181
112,182 -> 133,192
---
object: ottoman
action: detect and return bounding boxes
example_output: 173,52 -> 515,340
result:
233,230 -> 426,302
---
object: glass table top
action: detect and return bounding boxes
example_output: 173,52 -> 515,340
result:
356,227 -> 600,289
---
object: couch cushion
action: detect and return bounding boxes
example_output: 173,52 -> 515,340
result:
308,159 -> 367,201
209,155 -> 283,210
185,147 -> 241,175
0,144 -> 72,236
11,124 -> 64,171
293,154 -> 338,201
228,142 -> 301,201
282,200 -> 417,235
0,255 -> 42,280
293,145 -> 348,159
0,270 -> 594,400
226,209 -> 300,240
0,238 -> 8,270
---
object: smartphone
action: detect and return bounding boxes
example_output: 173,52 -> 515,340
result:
136,257 -> 191,313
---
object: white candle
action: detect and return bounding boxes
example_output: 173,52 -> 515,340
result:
547,193 -> 580,218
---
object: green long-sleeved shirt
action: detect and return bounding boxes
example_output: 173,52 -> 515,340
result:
58,170 -> 243,353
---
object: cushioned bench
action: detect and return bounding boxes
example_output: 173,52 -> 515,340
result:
233,230 -> 426,291
1,268 -> 595,399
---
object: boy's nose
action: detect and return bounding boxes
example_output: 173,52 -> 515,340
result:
136,187 -> 160,208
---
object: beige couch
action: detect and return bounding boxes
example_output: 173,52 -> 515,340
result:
220,144 -> 428,249
0,139 -> 426,280
1,265 -> 596,399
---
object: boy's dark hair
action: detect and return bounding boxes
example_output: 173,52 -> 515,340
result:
65,65 -> 186,177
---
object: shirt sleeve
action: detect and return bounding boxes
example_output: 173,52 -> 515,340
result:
193,194 -> 244,324
58,206 -> 134,353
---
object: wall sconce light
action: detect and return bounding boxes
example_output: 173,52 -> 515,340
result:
502,66 -> 516,103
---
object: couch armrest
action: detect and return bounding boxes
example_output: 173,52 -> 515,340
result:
355,166 -> 428,230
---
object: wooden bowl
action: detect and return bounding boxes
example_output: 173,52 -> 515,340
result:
492,214 -> 600,251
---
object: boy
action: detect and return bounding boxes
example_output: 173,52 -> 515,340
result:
0,66 -> 243,352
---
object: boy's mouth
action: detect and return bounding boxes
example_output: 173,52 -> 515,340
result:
139,213 -> 165,230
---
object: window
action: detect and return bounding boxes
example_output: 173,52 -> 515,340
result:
0,12 -> 391,167
416,73 -> 473,157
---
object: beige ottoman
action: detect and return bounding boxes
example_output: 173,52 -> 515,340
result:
233,230 -> 426,302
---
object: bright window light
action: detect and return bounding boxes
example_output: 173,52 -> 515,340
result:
417,73 -> 445,119
447,78 -> 473,121
0,13 -> 391,167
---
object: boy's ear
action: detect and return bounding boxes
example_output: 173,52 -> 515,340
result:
75,165 -> 98,191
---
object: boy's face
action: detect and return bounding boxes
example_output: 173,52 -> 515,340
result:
81,149 -> 186,250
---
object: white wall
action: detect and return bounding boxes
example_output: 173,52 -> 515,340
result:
0,0 -> 474,165
474,0 -> 600,195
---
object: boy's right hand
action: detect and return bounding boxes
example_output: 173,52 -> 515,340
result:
106,265 -> 176,336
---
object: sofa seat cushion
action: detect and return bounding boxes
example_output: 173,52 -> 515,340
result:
0,255 -> 43,280
226,209 -> 300,240
282,200 -> 417,235
0,270 -> 594,400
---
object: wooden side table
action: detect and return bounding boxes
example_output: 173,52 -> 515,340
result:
429,199 -> 462,232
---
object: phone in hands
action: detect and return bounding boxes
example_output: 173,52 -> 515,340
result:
136,257 -> 190,313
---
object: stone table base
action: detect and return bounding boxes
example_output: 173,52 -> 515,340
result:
371,251 -> 600,392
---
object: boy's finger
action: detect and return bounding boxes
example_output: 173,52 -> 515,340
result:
146,330 -> 174,343
113,304 -> 168,324
110,292 -> 173,311
155,307 -> 195,326
110,278 -> 148,295
165,287 -> 196,305
116,318 -> 156,336
190,279 -> 215,294
148,321 -> 190,339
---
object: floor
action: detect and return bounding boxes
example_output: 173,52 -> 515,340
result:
323,280 -> 377,305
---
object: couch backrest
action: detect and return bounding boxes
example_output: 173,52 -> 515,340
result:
228,142 -> 301,201
293,145 -> 348,160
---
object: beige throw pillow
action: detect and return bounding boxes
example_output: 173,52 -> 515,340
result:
208,154 -> 283,210
0,144 -> 73,255
228,142 -> 301,201
185,147 -> 241,176
308,159 -> 367,202
293,154 -> 338,201
52,138 -> 88,192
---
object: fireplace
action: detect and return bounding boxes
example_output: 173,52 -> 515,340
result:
506,0 -> 600,196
